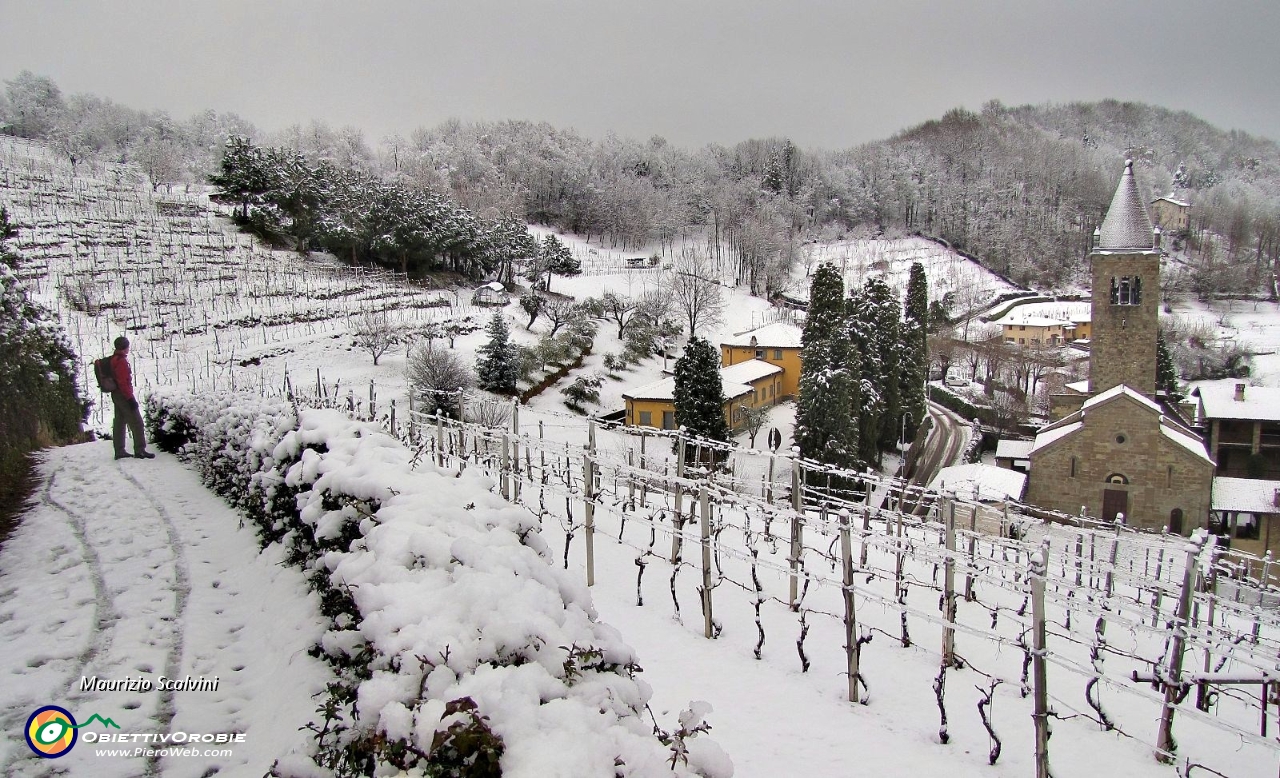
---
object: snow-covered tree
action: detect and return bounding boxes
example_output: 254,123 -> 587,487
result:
900,262 -> 930,442
796,264 -> 862,473
673,336 -> 729,448
476,312 -> 519,395
407,344 -> 473,419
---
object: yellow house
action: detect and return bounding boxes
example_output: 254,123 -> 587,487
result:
720,322 -> 804,398
999,314 -> 1070,346
623,359 -> 783,432
1066,313 -> 1091,341
1151,196 -> 1191,233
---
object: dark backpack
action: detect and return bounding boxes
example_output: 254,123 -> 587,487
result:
93,355 -> 119,393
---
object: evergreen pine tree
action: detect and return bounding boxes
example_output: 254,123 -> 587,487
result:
847,285 -> 886,467
796,264 -> 862,473
900,262 -> 930,442
476,312 -> 518,395
1156,330 -> 1181,400
673,336 -> 729,446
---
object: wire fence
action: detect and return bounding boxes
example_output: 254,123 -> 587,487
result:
266,375 -> 1280,778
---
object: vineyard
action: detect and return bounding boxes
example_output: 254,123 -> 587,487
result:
305,389 -> 1280,778
0,136 -> 481,431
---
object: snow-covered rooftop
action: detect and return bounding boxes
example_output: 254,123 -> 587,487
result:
995,439 -> 1034,460
930,463 -> 1027,501
624,375 -> 753,403
1197,383 -> 1280,422
720,321 -> 803,349
1161,423 -> 1213,464
996,314 -> 1069,328
1064,379 -> 1090,394
1030,421 -> 1083,454
1081,384 -> 1162,415
1212,477 -> 1280,514
1153,195 -> 1190,208
1097,160 -> 1156,252
719,358 -> 783,385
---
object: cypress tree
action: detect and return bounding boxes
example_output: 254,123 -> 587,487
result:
900,262 -> 929,442
1156,330 -> 1181,400
862,277 -> 903,462
476,312 -> 518,395
673,336 -> 729,446
847,284 -> 886,467
796,264 -> 862,473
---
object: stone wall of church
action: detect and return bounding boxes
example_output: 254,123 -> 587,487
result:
1027,398 -> 1214,532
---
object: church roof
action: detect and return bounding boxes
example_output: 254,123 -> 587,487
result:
1097,160 -> 1156,251
1162,424 -> 1214,464
1081,384 -> 1162,414
1029,421 -> 1082,454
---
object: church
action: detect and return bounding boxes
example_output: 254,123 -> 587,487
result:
1024,162 -> 1214,533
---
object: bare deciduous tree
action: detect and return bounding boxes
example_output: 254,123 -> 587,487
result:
739,404 -> 770,449
669,247 -> 725,337
543,298 -> 577,336
352,310 -> 399,365
600,292 -> 636,338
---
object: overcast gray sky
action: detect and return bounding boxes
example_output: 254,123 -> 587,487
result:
3,1 -> 1277,149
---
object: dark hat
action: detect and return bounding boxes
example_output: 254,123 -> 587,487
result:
114,336 -> 130,350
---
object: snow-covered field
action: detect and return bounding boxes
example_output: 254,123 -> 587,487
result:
5,134 -> 1280,776
801,236 -> 1023,314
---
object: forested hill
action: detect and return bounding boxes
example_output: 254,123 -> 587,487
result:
875,101 -> 1280,285
3,69 -> 1277,294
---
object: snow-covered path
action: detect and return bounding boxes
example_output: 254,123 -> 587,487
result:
0,441 -> 329,777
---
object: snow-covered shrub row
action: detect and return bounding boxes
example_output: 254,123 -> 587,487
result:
145,390 -> 731,778
0,258 -> 88,484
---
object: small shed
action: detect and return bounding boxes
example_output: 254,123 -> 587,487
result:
473,281 -> 509,306
931,463 -> 1027,502
994,439 -> 1034,473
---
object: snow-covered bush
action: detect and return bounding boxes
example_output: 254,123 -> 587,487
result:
145,390 -> 730,778
0,257 -> 88,489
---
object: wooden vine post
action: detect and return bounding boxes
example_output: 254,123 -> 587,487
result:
789,454 -> 803,610
839,507 -> 860,703
511,401 -> 521,503
500,430 -> 511,500
942,496 -> 957,667
671,430 -> 686,563
583,433 -> 597,587
1156,531 -> 1205,763
1030,538 -> 1051,778
1197,536 -> 1220,712
699,484 -> 714,639
435,410 -> 445,468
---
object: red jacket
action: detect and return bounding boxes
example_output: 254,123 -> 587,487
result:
110,351 -> 135,400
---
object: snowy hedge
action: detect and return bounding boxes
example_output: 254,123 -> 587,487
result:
0,259 -> 87,486
145,391 -> 731,778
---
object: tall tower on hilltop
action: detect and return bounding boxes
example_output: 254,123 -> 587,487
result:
1089,160 -> 1160,398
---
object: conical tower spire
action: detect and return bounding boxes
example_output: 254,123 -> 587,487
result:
1097,160 -> 1155,251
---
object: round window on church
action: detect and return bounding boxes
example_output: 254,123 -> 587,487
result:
1115,434 -> 1126,444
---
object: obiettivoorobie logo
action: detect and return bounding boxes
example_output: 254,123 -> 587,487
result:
24,705 -> 120,758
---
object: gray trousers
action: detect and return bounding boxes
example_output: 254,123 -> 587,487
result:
111,392 -> 148,455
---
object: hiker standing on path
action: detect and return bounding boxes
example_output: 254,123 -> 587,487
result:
109,336 -> 154,460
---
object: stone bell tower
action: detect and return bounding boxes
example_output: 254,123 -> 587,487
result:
1089,160 -> 1160,398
